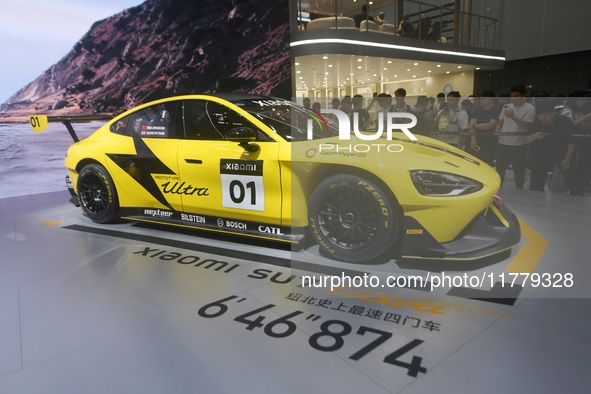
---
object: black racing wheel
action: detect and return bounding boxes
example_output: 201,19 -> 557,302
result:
308,174 -> 399,263
77,164 -> 120,223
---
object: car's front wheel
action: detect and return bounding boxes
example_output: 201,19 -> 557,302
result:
77,164 -> 120,223
308,174 -> 399,263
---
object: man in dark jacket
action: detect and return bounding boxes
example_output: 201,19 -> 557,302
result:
525,100 -> 583,196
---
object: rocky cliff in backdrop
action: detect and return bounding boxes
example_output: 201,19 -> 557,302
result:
1,0 -> 291,118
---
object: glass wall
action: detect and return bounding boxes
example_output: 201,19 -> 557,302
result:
295,0 -> 499,50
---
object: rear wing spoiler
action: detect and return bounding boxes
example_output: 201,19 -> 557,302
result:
29,114 -> 115,142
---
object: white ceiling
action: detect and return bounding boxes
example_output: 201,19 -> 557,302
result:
294,54 -> 483,92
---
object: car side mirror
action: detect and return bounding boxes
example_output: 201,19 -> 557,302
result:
225,127 -> 259,152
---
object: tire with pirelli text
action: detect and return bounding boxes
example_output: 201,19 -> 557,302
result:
308,174 -> 399,263
77,164 -> 120,224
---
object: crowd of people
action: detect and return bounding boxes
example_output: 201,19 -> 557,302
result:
302,84 -> 591,196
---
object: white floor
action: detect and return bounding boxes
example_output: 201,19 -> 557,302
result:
0,188 -> 590,393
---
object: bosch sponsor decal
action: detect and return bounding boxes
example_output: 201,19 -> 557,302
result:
143,209 -> 173,218
220,159 -> 264,211
218,219 -> 248,230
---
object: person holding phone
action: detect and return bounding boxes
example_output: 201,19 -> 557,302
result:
494,85 -> 535,189
397,16 -> 416,37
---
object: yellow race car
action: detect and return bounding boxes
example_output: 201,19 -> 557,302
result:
30,94 -> 520,264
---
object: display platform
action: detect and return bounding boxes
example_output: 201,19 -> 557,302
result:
1,189 -> 590,393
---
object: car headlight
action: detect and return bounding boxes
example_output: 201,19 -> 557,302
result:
410,170 -> 483,196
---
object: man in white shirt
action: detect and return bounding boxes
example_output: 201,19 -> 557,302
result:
434,91 -> 469,147
495,85 -> 536,189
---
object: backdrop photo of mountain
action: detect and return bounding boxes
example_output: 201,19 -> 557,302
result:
1,0 -> 291,120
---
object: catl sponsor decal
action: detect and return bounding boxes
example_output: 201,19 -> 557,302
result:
258,226 -> 283,235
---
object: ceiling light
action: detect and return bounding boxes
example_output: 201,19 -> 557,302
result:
387,60 -> 392,64
414,62 -> 418,66
291,39 -> 506,62
457,66 -> 462,68
357,58 -> 363,62
437,64 -> 442,67
446,71 -> 450,74
427,70 -> 432,73
322,56 -> 328,59
295,62 -> 299,66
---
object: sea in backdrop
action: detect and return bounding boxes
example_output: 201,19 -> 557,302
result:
0,121 -> 104,199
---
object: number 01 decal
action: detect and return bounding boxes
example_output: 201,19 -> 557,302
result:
220,159 -> 264,211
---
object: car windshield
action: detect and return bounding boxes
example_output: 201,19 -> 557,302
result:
232,99 -> 340,141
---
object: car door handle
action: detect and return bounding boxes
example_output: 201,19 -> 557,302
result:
185,159 -> 203,164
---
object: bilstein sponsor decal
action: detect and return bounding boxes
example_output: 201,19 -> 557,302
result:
181,213 -> 206,224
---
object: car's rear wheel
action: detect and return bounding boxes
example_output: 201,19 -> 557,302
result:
77,164 -> 120,223
308,174 -> 399,263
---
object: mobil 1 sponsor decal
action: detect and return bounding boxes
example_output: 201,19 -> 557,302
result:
220,159 -> 264,212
